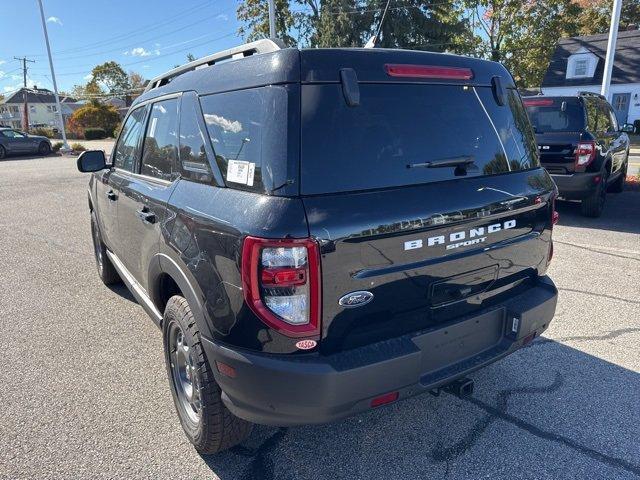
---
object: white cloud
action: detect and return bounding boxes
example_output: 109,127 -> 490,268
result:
0,71 -> 5,79
47,16 -> 63,26
216,13 -> 229,21
127,47 -> 152,57
83,73 -> 93,81
3,85 -> 19,93
0,60 -> 6,66
141,65 -> 150,69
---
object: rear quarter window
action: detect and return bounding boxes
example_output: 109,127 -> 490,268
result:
199,86 -> 294,194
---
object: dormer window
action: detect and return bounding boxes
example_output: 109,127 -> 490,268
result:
574,59 -> 588,76
566,48 -> 598,79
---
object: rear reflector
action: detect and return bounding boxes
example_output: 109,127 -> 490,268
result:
215,361 -> 237,378
523,99 -> 554,107
552,211 -> 559,225
371,391 -> 399,408
385,64 -> 473,80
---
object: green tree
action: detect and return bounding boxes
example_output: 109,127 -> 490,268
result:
90,61 -> 130,97
237,0 -> 298,45
576,0 -> 640,35
502,0 -> 582,88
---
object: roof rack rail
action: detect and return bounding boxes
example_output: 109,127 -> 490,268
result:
144,39 -> 284,93
578,91 -> 606,99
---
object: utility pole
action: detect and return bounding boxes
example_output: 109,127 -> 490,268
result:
13,56 -> 35,132
37,0 -> 70,151
601,0 -> 623,100
267,0 -> 276,39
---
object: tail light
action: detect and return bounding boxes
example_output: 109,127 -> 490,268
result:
575,141 -> 596,169
241,236 -> 321,338
385,64 -> 473,80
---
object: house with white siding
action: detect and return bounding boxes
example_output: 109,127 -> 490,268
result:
541,29 -> 640,125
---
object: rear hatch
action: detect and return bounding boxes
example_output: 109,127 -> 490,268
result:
523,97 -> 585,174
299,50 -> 556,354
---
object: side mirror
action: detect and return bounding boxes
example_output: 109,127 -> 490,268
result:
621,123 -> 635,133
77,150 -> 107,172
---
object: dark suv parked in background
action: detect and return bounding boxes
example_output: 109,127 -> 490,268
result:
524,92 -> 629,217
78,40 -> 559,453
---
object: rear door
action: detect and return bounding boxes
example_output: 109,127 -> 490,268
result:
116,96 -> 180,290
301,82 -> 555,353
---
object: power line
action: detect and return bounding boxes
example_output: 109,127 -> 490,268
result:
46,31 -> 239,77
23,0 -> 215,57
34,5 -> 237,63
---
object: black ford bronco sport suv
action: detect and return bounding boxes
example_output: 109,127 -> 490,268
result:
78,40 -> 559,453
523,92 -> 629,217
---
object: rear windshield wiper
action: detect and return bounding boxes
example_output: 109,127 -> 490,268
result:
407,155 -> 475,169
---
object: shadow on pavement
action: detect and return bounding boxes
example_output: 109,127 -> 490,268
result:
199,337 -> 640,480
107,282 -> 137,304
556,190 -> 640,235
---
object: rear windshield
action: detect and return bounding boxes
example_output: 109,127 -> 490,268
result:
300,84 -> 539,195
523,98 -> 585,133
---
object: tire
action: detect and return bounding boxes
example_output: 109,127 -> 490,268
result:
0,145 -> 6,159
581,170 -> 608,218
163,296 -> 252,454
38,142 -> 51,156
90,211 -> 120,285
608,161 -> 627,194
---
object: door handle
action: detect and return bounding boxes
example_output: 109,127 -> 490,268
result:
136,207 -> 156,224
106,190 -> 117,201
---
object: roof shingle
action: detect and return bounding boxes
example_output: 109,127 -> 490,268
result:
541,29 -> 640,87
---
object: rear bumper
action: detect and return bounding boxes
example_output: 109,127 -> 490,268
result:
202,276 -> 558,426
551,172 -> 600,199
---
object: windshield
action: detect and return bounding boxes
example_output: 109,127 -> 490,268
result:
301,84 -> 539,195
523,98 -> 585,133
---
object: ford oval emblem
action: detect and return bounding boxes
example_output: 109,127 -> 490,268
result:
339,291 -> 374,308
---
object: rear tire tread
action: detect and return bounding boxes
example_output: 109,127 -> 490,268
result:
164,296 -> 252,454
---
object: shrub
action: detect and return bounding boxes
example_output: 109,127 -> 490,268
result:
84,127 -> 107,140
67,101 -> 120,139
71,143 -> 86,152
52,141 -> 64,152
634,119 -> 640,134
31,127 -> 55,138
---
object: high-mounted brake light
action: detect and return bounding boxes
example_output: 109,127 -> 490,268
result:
242,236 -> 321,338
523,99 -> 554,107
385,64 -> 473,80
575,141 -> 596,169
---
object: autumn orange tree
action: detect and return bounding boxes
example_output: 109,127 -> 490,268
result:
67,101 -> 120,139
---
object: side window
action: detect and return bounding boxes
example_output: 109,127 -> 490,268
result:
140,98 -> 179,181
200,89 -> 266,191
178,94 -> 213,181
603,102 -> 618,132
114,106 -> 147,171
584,98 -> 599,133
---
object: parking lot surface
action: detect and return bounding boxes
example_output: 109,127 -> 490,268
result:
1,154 -> 639,479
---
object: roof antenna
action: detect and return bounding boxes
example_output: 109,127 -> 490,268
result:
364,0 -> 392,48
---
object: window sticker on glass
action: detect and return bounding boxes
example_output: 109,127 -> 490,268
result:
227,159 -> 255,186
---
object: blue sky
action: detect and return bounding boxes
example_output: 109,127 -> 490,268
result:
0,0 -> 245,95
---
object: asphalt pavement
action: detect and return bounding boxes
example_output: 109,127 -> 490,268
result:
1,153 -> 639,480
